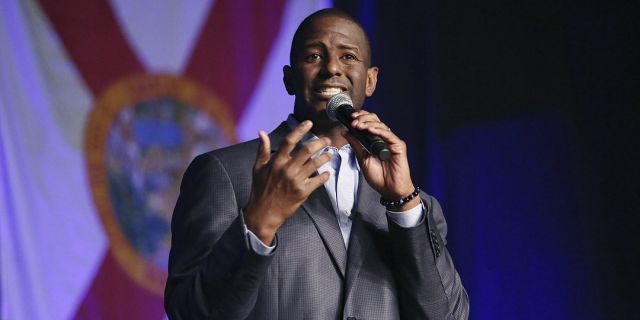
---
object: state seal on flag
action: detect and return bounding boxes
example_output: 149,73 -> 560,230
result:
84,74 -> 236,295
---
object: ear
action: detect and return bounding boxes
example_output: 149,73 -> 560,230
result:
283,65 -> 295,95
365,66 -> 379,97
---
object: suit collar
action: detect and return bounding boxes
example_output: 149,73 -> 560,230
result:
268,121 -> 291,153
269,115 -> 319,150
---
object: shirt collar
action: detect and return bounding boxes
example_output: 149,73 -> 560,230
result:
285,114 -> 359,170
286,114 -> 317,145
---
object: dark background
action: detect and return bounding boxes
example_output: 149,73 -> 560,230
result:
336,0 -> 639,318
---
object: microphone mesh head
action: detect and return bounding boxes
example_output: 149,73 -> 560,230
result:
326,93 -> 352,121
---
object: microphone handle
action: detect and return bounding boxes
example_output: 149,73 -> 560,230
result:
336,105 -> 391,161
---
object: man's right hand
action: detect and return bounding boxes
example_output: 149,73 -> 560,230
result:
243,120 -> 332,245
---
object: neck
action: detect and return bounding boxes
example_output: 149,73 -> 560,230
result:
313,124 -> 349,148
292,109 -> 350,148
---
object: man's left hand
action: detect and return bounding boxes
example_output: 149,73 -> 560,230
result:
344,110 -> 420,211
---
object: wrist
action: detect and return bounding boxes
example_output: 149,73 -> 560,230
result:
391,197 -> 421,212
243,207 -> 279,245
245,220 -> 277,245
380,186 -> 421,211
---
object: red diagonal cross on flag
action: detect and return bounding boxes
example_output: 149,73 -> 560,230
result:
38,0 -> 285,318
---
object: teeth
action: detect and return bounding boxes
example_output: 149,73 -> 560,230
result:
318,87 -> 343,95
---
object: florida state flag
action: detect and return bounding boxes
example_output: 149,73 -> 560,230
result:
0,0 -> 329,319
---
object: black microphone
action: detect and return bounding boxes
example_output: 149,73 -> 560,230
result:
327,93 -> 391,161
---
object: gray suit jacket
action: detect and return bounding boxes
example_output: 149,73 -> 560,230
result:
165,122 -> 469,320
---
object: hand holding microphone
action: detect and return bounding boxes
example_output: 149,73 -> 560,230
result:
326,93 -> 391,161
326,93 -> 418,207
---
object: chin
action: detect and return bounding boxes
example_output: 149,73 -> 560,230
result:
316,115 -> 340,128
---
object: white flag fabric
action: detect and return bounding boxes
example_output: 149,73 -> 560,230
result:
0,0 -> 329,319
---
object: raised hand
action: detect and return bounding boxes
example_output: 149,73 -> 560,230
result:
244,121 -> 332,244
344,110 -> 420,211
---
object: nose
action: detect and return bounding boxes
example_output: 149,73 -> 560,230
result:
321,55 -> 342,77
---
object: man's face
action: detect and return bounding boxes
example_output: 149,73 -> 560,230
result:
284,15 -> 378,125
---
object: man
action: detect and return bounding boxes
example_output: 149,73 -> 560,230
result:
165,8 -> 469,320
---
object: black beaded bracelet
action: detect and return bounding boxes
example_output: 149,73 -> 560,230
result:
380,187 -> 421,209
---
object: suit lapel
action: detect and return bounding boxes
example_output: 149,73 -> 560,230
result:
301,188 -> 348,278
345,174 -> 387,297
269,121 -> 348,278
353,173 -> 386,224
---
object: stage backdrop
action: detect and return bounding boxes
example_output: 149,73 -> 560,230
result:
335,1 -> 639,319
3,0 -> 638,319
0,0 -> 329,319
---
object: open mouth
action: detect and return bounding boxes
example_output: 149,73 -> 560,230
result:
314,86 -> 347,98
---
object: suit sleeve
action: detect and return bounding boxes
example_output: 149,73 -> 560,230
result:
164,153 -> 273,320
387,193 -> 470,320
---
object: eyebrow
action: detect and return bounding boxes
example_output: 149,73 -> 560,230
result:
302,42 -> 324,50
337,44 -> 360,52
302,42 -> 361,53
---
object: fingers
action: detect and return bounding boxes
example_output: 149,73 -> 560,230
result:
307,171 -> 331,190
276,121 -> 332,177
289,137 -> 330,169
348,110 -> 408,159
350,110 -> 396,141
275,120 -> 313,160
351,110 -> 389,130
261,120 -> 332,184
254,130 -> 271,170
300,147 -> 333,178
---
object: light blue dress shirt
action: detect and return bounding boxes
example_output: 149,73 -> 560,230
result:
246,115 -> 424,255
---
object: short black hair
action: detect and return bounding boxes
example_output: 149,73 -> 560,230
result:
289,8 -> 372,67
